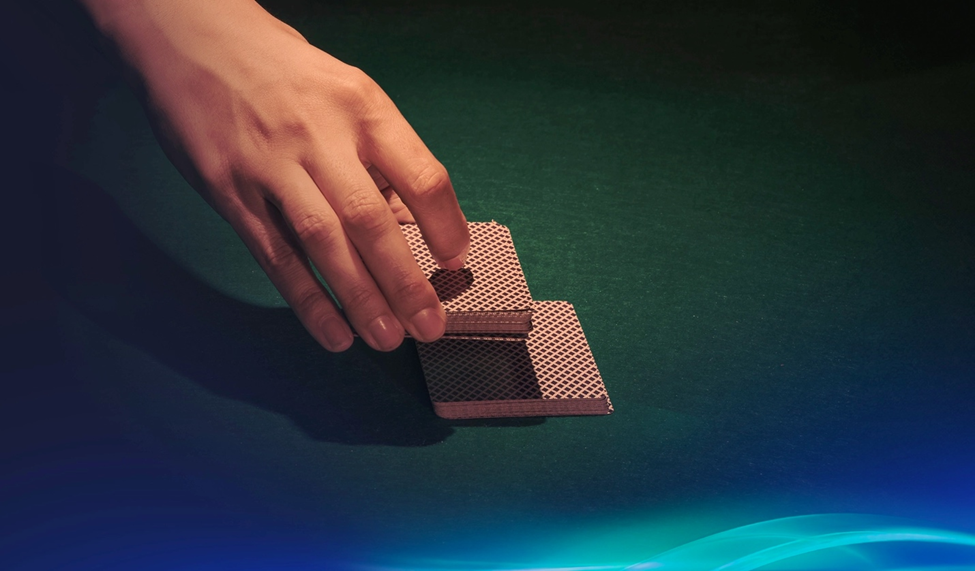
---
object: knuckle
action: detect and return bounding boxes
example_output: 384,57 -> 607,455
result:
196,155 -> 232,192
338,283 -> 377,313
390,275 -> 432,305
194,156 -> 262,212
290,210 -> 340,247
336,66 -> 384,111
344,66 -> 373,90
275,118 -> 312,145
277,21 -> 307,42
408,164 -> 451,203
291,284 -> 322,315
258,235 -> 297,275
340,191 -> 389,236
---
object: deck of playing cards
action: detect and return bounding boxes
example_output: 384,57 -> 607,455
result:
403,222 -> 613,420
416,301 -> 613,419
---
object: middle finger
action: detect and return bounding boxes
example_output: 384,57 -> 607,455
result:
303,154 -> 447,343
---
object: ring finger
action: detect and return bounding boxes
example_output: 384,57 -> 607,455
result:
264,163 -> 408,351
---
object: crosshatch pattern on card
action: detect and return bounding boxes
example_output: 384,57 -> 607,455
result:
401,222 -> 533,334
416,301 -> 613,418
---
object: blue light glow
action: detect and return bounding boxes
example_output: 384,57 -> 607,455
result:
628,514 -> 975,571
365,515 -> 975,571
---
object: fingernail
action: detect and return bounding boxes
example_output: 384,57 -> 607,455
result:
321,316 -> 353,351
437,243 -> 470,271
368,315 -> 403,351
410,307 -> 446,342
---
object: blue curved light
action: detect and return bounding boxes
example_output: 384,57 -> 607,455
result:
368,514 -> 975,571
627,514 -> 975,571
712,530 -> 975,571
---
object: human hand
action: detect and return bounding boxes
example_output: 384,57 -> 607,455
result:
80,0 -> 470,352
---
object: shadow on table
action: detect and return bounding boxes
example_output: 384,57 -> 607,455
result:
33,166 -> 543,446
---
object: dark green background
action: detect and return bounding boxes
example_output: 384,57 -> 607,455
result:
3,1 -> 974,567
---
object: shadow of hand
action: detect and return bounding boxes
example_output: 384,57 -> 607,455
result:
36,166 -> 454,446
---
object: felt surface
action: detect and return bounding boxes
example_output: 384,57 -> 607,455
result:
3,1 -> 975,568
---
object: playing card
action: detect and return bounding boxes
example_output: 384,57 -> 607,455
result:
416,301 -> 613,419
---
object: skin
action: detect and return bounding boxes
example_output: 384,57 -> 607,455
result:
77,0 -> 470,352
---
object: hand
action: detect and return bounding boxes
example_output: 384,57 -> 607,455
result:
80,0 -> 470,352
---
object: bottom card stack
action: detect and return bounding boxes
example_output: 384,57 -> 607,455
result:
416,301 -> 613,419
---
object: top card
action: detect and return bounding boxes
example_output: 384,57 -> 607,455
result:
401,222 -> 534,335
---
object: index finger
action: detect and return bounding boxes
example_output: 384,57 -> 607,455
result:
365,110 -> 470,270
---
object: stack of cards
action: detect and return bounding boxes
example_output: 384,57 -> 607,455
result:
403,222 -> 613,420
400,222 -> 533,336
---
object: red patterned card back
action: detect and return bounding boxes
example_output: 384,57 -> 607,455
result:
402,222 -> 533,335
416,301 -> 612,419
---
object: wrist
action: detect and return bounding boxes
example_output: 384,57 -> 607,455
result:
76,0 -> 268,73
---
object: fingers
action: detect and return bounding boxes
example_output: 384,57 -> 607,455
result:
271,160 -> 447,347
263,164 -> 403,351
232,202 -> 355,353
365,113 -> 470,270
366,164 -> 391,192
381,188 -> 416,224
368,165 -> 415,223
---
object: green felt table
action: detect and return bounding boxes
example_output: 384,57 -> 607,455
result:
3,1 -> 975,568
